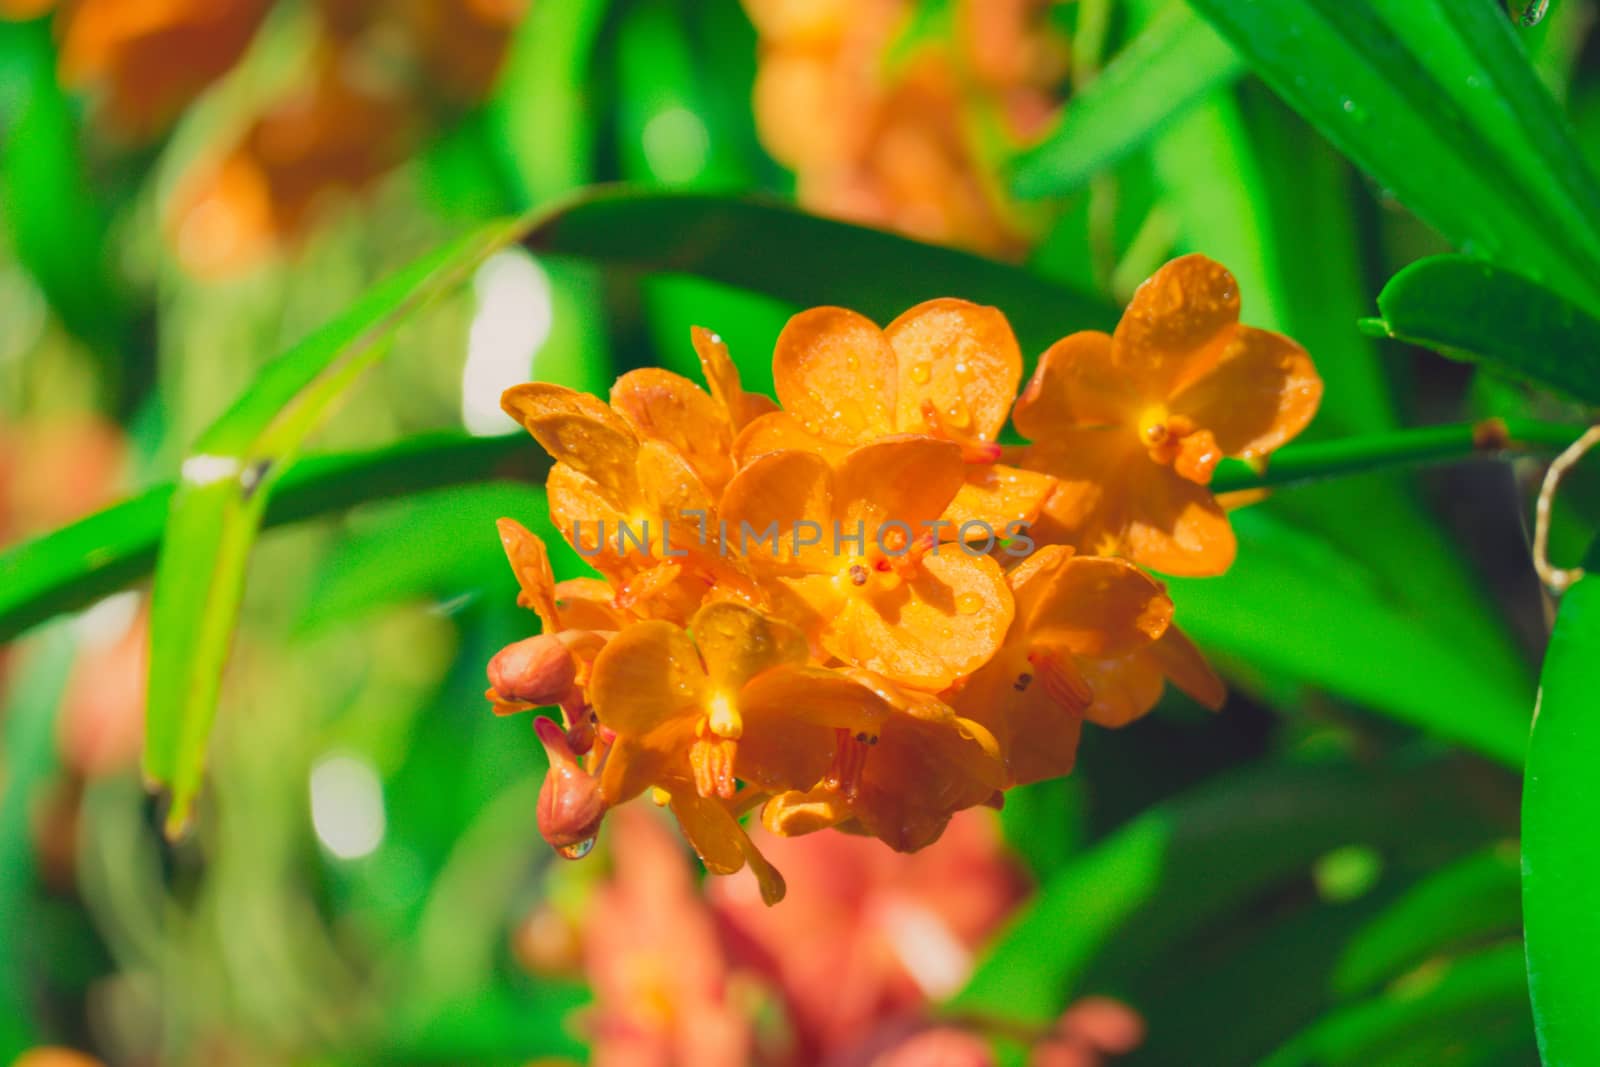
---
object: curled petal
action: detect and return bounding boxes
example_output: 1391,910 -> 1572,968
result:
590,620 -> 707,736
1113,254 -> 1241,400
886,298 -> 1021,442
772,306 -> 898,444
611,367 -> 735,492
762,788 -> 851,837
1148,623 -> 1225,710
1169,325 -> 1323,458
692,325 -> 779,430
497,518 -> 559,629
502,383 -> 639,503
1076,652 -> 1165,729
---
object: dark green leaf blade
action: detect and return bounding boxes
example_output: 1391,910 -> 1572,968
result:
1523,554 -> 1600,1064
1376,254 -> 1600,406
1012,3 -> 1243,197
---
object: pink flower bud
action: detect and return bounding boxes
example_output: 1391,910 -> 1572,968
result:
487,634 -> 577,707
534,716 -> 607,854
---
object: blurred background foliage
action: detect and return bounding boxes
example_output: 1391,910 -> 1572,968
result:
1,0 -> 1598,1064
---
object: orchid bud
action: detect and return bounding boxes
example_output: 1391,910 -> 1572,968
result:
534,716 -> 606,856
487,634 -> 577,707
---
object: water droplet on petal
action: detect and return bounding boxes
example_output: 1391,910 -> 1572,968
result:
556,836 -> 595,860
909,362 -> 931,385
945,401 -> 971,430
957,592 -> 983,614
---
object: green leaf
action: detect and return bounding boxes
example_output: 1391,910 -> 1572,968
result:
1185,0 -> 1600,310
949,754 -> 1504,1026
0,433 -> 541,644
1170,508 -> 1530,767
1375,254 -> 1600,406
144,222 -> 524,836
522,187 -> 1121,353
1332,842 -> 1522,999
1523,552 -> 1600,1064
1011,3 -> 1243,197
1258,943 -> 1532,1067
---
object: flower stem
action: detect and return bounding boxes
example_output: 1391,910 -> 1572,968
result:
1210,417 -> 1588,494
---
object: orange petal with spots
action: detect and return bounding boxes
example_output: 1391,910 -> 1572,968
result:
590,620 -> 707,736
1023,555 -> 1173,658
1169,325 -> 1322,458
1113,254 -> 1241,400
692,325 -> 779,430
503,383 -> 639,503
886,298 -> 1021,442
496,518 -> 559,629
611,367 -> 735,492
834,435 -> 966,532
546,462 -> 636,580
1012,330 -> 1130,438
772,306 -> 898,444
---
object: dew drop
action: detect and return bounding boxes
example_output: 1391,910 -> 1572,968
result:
556,836 -> 596,860
909,362 -> 932,385
945,401 -> 971,430
956,592 -> 983,614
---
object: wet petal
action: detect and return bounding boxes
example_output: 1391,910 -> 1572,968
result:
732,409 -> 845,466
772,306 -> 898,444
611,367 -> 735,492
853,713 -> 1004,851
667,788 -> 747,875
1113,254 -> 1241,400
636,439 -> 717,532
835,435 -> 966,531
692,325 -> 779,430
719,449 -> 836,571
551,577 -> 626,631
1076,652 -> 1165,729
1021,430 -> 1138,556
941,463 -> 1055,532
1023,556 -> 1173,658
590,620 -> 707,736
547,462 -> 636,580
1169,325 -> 1322,458
496,517 -> 559,629
690,602 -> 810,694
503,383 -> 639,503
739,664 -> 890,735
886,298 -> 1021,442
1012,331 -> 1129,439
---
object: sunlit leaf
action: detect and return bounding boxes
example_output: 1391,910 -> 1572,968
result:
1375,254 -> 1600,406
1012,3 -> 1243,197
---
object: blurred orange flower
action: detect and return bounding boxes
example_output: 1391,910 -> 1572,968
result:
1015,255 -> 1323,576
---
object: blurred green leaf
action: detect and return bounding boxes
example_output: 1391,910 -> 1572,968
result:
1186,0 -> 1600,310
1376,254 -> 1600,406
1171,508 -> 1529,767
1523,548 -> 1600,1065
145,222 -> 524,836
949,754 -> 1506,1026
0,18 -> 127,388
0,433 -> 542,643
522,187 -> 1122,353
1012,3 -> 1242,197
1259,943 -> 1532,1066
1333,842 -> 1522,999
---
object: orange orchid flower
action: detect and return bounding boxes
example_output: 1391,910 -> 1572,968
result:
501,381 -> 747,617
1014,254 -> 1323,577
951,546 -> 1174,786
1074,622 -> 1227,728
589,601 -> 895,902
720,437 -> 1014,690
738,301 -> 1055,534
761,668 -> 1005,852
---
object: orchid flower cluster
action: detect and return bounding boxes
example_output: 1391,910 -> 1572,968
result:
487,255 -> 1323,904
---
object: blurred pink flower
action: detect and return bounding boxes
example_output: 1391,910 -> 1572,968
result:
709,809 -> 1028,1061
